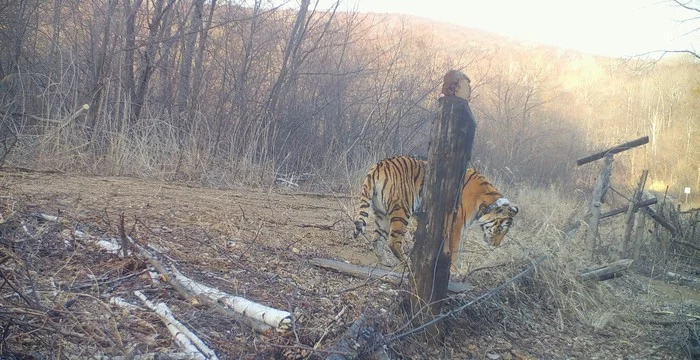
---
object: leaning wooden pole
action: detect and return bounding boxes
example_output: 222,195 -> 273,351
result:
409,70 -> 476,342
585,154 -> 613,260
600,197 -> 657,220
576,136 -> 649,166
622,169 -> 648,256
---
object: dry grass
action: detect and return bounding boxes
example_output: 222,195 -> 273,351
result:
442,181 -> 697,358
1,147 -> 697,358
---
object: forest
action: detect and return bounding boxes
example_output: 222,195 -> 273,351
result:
1,0 -> 698,200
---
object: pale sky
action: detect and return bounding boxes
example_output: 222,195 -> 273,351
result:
326,0 -> 699,58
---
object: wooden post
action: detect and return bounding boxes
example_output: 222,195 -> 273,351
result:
622,170 -> 648,256
585,155 -> 613,260
410,70 -> 475,342
633,210 -> 646,261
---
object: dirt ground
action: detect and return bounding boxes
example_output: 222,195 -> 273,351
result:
0,169 -> 698,359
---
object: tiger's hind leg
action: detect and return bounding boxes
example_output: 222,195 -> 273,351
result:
448,210 -> 467,275
387,212 -> 410,264
372,215 -> 398,266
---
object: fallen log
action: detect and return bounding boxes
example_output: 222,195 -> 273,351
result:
580,259 -> 634,281
94,226 -> 285,334
95,353 -> 193,360
664,271 -> 700,289
672,240 -> 700,252
133,291 -> 218,360
170,265 -> 291,331
650,310 -> 700,320
308,258 -> 473,293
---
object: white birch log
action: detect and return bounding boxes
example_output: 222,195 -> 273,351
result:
38,213 -> 61,222
68,228 -> 127,257
57,226 -> 115,254
95,239 -> 122,254
149,269 -> 163,285
94,353 -> 192,360
170,266 -> 291,330
134,291 -> 218,360
109,297 -> 144,311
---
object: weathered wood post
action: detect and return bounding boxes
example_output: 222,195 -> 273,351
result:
409,70 -> 475,341
584,155 -> 613,260
633,207 -> 647,260
622,169 -> 648,256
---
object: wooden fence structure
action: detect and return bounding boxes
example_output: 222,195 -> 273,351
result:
577,135 -> 698,264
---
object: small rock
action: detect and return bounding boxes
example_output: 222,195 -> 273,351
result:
495,338 -> 513,350
487,353 -> 501,360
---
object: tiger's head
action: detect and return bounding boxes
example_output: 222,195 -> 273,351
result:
476,198 -> 519,247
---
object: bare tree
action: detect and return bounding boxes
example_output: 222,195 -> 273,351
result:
177,0 -> 204,113
123,0 -> 144,111
133,0 -> 176,120
191,0 -> 217,106
669,0 -> 700,60
85,0 -> 119,139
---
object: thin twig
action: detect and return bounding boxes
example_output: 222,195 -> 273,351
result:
374,254 -> 548,348
118,212 -> 129,258
298,219 -> 342,230
238,204 -> 250,224
67,269 -> 148,291
4,317 -> 89,339
0,269 -> 34,306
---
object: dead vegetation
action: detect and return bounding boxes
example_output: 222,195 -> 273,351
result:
1,170 -> 698,359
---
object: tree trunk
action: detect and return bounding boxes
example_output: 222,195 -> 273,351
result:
409,95 -> 476,343
85,0 -> 118,140
267,0 -> 310,118
133,0 -> 175,120
191,0 -> 217,106
177,0 -> 203,113
123,0 -> 143,108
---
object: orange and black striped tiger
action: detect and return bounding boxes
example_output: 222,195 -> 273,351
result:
353,156 -> 518,267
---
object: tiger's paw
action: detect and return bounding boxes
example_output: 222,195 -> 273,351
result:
372,240 -> 400,268
375,253 -> 401,268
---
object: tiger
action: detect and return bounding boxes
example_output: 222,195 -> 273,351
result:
353,156 -> 518,268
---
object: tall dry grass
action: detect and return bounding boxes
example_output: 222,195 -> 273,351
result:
6,98 -> 281,189
446,178 -> 695,354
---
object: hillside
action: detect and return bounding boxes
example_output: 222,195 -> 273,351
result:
0,1 -> 698,200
